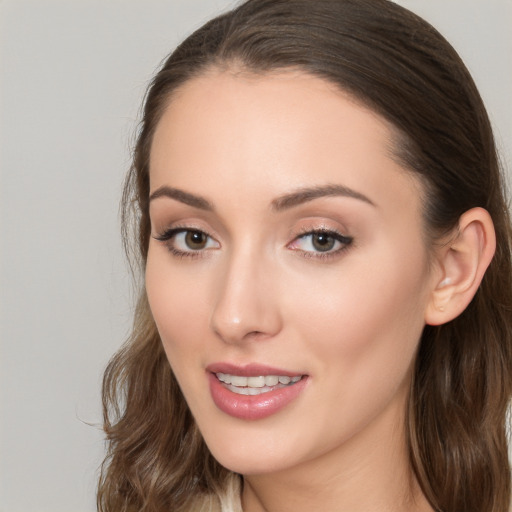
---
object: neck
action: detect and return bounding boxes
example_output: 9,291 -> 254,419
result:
241,387 -> 433,512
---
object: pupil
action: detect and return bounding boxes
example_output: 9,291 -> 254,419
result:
312,233 -> 335,252
186,231 -> 206,249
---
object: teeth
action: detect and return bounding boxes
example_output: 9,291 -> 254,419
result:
231,375 -> 248,387
216,373 -> 302,388
247,376 -> 265,387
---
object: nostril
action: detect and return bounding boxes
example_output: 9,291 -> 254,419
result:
246,330 -> 264,339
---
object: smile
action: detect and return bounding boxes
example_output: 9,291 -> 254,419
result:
216,373 -> 303,395
207,365 -> 308,420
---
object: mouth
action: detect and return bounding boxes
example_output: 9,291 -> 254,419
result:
215,373 -> 303,396
206,363 -> 308,420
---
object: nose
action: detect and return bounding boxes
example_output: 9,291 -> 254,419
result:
210,250 -> 283,345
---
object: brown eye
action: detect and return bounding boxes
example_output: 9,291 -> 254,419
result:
153,228 -> 220,256
311,233 -> 336,252
185,230 -> 208,250
288,229 -> 353,257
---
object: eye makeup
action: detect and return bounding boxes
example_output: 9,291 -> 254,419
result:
153,223 -> 353,262
287,227 -> 353,261
153,226 -> 220,259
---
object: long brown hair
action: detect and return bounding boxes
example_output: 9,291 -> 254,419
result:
98,1 -> 512,511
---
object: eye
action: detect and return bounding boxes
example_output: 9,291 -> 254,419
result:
175,230 -> 215,251
288,230 -> 352,256
153,228 -> 220,257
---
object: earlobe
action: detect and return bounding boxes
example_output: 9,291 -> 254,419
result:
425,207 -> 496,326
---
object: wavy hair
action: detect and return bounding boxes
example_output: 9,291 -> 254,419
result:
98,1 -> 512,511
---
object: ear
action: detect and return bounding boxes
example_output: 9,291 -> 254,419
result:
425,207 -> 496,326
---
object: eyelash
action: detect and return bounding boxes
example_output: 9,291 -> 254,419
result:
288,228 -> 353,260
153,227 -> 218,260
153,227 -> 353,260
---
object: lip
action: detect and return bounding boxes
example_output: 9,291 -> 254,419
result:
206,362 -> 303,377
206,363 -> 308,420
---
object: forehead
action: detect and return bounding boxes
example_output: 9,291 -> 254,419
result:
151,69 -> 395,160
149,70 -> 421,216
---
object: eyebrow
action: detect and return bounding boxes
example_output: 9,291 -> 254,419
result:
148,183 -> 375,212
149,186 -> 214,211
271,184 -> 375,211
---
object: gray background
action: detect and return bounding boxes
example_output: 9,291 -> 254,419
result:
1,1 -> 511,511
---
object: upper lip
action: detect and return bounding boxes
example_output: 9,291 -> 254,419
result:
206,362 -> 304,377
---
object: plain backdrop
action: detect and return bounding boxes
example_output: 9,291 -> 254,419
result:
0,1 -> 511,511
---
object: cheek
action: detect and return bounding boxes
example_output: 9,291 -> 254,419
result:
145,251 -> 215,419
284,244 -> 430,385
272,251 -> 429,456
145,248 -> 209,362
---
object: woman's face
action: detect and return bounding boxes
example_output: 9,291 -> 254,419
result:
146,71 -> 437,477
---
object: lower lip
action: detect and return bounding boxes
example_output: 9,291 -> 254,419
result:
208,373 -> 308,420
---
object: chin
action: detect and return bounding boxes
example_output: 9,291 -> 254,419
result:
201,426 -> 297,476
212,451 -> 289,476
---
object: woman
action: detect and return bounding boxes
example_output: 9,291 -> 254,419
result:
98,1 -> 512,511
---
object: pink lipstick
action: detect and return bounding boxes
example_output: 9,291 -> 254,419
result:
206,363 -> 308,420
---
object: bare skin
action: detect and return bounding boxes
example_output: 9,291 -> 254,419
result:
146,70 -> 494,512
